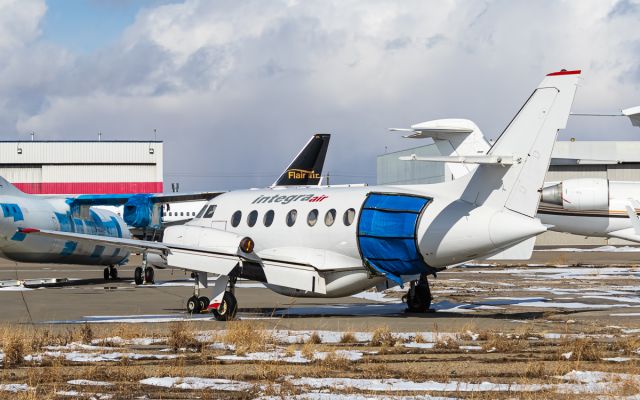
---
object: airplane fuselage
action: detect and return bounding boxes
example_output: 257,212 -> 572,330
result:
0,195 -> 130,265
178,184 -> 544,298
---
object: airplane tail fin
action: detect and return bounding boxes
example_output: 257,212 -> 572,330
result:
455,70 -> 581,217
273,134 -> 330,186
0,176 -> 26,196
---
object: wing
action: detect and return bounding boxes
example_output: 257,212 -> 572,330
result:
70,192 -> 224,207
18,228 -> 329,294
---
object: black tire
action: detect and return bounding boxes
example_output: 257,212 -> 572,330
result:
199,296 -> 210,311
144,267 -> 155,284
103,267 -> 110,281
405,285 -> 431,313
109,267 -> 118,280
134,267 -> 144,285
187,295 -> 201,314
213,292 -> 237,321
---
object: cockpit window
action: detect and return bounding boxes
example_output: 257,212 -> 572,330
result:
203,205 -> 217,218
196,205 -> 208,218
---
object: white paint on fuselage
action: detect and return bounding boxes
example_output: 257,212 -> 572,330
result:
0,194 -> 130,266
180,184 -> 542,298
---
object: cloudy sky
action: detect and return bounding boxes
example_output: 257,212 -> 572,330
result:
1,0 -> 639,190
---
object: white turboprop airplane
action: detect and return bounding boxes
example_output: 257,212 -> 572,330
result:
20,70 -> 581,320
395,107 -> 640,246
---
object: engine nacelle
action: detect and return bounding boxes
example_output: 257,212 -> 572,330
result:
540,178 -> 609,211
163,225 -> 254,254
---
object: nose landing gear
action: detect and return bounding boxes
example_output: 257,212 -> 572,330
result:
402,273 -> 433,313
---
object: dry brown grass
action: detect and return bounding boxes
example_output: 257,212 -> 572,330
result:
167,322 -> 201,352
1,327 -> 25,368
339,331 -> 357,344
482,331 -> 528,353
612,335 -> 640,355
434,336 -> 460,350
222,321 -> 273,354
370,326 -> 398,347
306,331 -> 322,344
79,323 -> 94,344
559,337 -> 605,362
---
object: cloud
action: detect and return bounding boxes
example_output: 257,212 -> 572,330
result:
4,0 -> 640,190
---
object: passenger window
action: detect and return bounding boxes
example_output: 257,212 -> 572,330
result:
324,209 -> 336,226
231,210 -> 242,227
286,209 -> 297,227
343,208 -> 356,226
196,205 -> 208,218
247,210 -> 258,227
264,210 -> 274,227
203,205 -> 217,218
180,212 -> 184,217
307,209 -> 318,226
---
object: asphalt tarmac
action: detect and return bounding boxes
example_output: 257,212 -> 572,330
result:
1,250 -> 640,333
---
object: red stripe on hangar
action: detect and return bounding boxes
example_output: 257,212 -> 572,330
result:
13,182 -> 164,194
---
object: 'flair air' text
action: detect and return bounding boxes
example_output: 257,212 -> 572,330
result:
252,194 -> 328,205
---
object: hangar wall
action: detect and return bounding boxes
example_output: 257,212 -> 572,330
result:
0,141 -> 163,194
377,140 -> 640,247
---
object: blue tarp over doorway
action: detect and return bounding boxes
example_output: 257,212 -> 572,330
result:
357,193 -> 432,285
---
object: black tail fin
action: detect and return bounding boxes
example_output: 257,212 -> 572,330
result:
273,134 -> 330,186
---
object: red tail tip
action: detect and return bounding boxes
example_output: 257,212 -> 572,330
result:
18,228 -> 40,234
546,69 -> 581,76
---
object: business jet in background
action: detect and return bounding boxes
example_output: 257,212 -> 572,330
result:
0,134 -> 330,287
395,106 -> 640,247
22,70 -> 581,319
159,133 -> 331,225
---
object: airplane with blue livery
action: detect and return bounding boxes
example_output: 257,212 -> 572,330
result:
21,70 -> 583,319
0,134 -> 331,285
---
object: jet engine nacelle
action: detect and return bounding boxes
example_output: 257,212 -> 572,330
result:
540,178 -> 609,211
164,225 -> 254,254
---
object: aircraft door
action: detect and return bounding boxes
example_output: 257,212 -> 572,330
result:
356,193 -> 433,285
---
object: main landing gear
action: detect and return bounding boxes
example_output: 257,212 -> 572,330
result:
402,273 -> 433,313
103,265 -> 118,281
186,272 -> 238,321
133,254 -> 155,285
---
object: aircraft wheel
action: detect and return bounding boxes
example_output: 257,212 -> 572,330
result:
187,295 -> 201,314
134,267 -> 144,285
213,292 -> 237,321
144,267 -> 155,284
103,267 -> 110,281
109,267 -> 118,280
199,296 -> 210,311
404,280 -> 432,313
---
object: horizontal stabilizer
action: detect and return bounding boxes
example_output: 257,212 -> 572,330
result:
482,237 -> 536,260
390,118 -> 476,139
608,228 -> 640,244
71,192 -> 223,207
399,154 -> 516,166
622,106 -> 640,127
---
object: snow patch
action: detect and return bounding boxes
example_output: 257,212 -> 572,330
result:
140,377 -> 253,391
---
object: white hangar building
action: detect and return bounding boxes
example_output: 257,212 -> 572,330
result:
0,140 -> 163,195
377,140 -> 640,246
